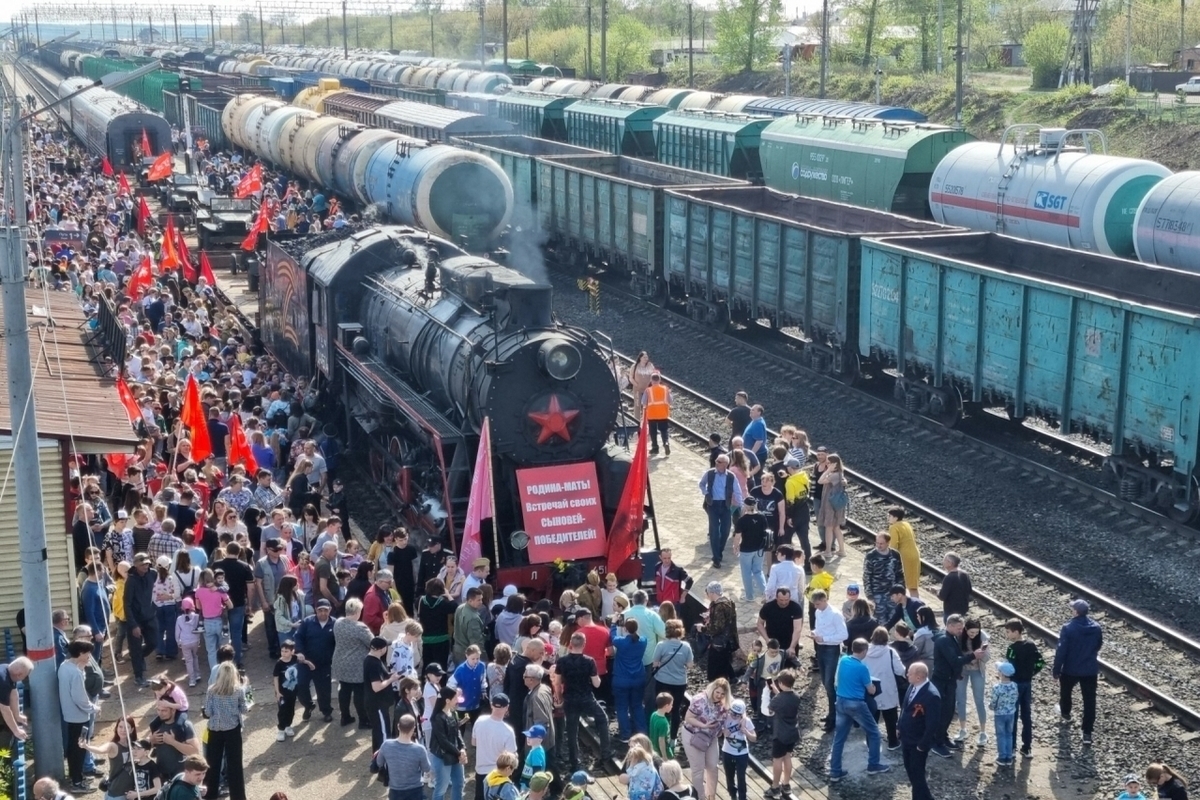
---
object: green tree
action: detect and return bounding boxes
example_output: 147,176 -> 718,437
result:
1023,20 -> 1069,87
712,0 -> 784,73
606,15 -> 656,78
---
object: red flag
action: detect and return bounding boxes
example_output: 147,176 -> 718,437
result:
199,250 -> 217,285
136,196 -> 151,235
240,209 -> 268,251
233,163 -> 262,199
106,453 -> 132,477
126,255 -> 154,297
116,376 -> 142,425
141,128 -> 152,158
227,414 -> 258,474
101,156 -> 114,177
460,417 -> 493,567
180,374 -> 213,462
606,414 -> 650,574
159,215 -> 181,272
147,152 -> 173,182
117,172 -> 131,196
177,225 -> 196,283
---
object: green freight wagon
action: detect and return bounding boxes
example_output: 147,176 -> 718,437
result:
453,134 -> 601,209
564,99 -> 668,158
495,92 -> 576,140
759,116 -> 973,218
654,110 -> 772,181
537,154 -> 745,297
662,185 -> 955,375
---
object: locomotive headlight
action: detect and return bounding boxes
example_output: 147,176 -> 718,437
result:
538,339 -> 582,381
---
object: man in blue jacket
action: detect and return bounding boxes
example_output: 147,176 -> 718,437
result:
898,662 -> 940,800
294,599 -> 336,722
1054,599 -> 1103,746
885,586 -> 926,631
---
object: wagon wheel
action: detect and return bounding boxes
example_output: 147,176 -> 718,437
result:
708,304 -> 731,334
832,350 -> 861,387
1166,475 -> 1200,523
928,386 -> 963,429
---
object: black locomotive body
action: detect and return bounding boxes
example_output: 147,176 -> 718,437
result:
263,226 -> 634,594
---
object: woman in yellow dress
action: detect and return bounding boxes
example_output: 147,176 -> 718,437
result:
888,506 -> 922,597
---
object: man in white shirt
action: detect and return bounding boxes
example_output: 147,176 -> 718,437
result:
471,693 -> 516,800
764,544 -> 806,604
808,590 -> 848,733
463,558 -> 490,596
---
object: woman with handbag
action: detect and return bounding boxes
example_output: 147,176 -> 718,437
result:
816,454 -> 848,557
681,678 -> 732,800
652,619 -> 694,739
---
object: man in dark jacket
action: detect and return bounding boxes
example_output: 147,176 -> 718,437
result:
294,600 -> 337,722
885,586 -> 926,631
1053,599 -> 1103,746
930,614 -> 983,757
122,553 -> 157,688
898,663 -> 940,800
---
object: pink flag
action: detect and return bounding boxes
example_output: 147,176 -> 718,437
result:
459,417 -> 493,568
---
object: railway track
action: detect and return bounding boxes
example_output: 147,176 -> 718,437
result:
612,347 -> 1200,738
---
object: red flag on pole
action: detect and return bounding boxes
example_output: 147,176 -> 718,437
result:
459,417 -> 493,567
159,215 -> 181,272
136,196 -> 151,235
117,172 -> 132,196
606,414 -> 650,574
233,163 -> 262,199
126,255 -> 155,298
147,152 -> 173,182
101,156 -> 114,177
116,376 -> 142,425
141,128 -> 152,158
176,225 -> 196,283
106,453 -> 132,478
240,208 -> 268,251
227,414 -> 258,474
180,375 -> 213,462
199,250 -> 217,285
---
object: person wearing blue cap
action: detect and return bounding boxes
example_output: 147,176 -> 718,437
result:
990,661 -> 1019,765
519,723 -> 548,789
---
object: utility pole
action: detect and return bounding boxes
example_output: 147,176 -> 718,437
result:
342,0 -> 348,57
503,0 -> 509,65
430,8 -> 435,56
600,0 -> 607,81
1,87 -> 64,787
326,14 -> 331,47
389,6 -> 394,52
1125,0 -> 1132,82
1183,0 -> 1187,68
480,0 -> 487,64
210,7 -> 215,46
32,9 -> 39,47
954,0 -> 964,125
687,1 -> 694,87
173,10 -> 179,43
148,13 -> 153,44
937,0 -> 944,73
819,0 -> 829,97
355,15 -> 360,48
586,0 -> 593,79
258,4 -> 265,54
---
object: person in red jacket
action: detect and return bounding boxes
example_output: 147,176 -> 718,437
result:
653,549 -> 691,606
361,570 -> 394,635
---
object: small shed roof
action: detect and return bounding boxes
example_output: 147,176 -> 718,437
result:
0,291 -> 139,451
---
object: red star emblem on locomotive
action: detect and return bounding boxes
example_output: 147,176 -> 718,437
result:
528,394 -> 580,444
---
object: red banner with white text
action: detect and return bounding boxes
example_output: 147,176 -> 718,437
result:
517,462 -> 607,562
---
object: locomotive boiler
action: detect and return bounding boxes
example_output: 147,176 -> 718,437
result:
263,226 -> 633,594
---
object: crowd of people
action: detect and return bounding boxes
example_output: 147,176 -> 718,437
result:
0,107 -> 1189,800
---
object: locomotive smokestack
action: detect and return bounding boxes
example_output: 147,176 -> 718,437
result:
500,285 -> 553,331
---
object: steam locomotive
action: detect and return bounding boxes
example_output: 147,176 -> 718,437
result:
263,226 -> 640,594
